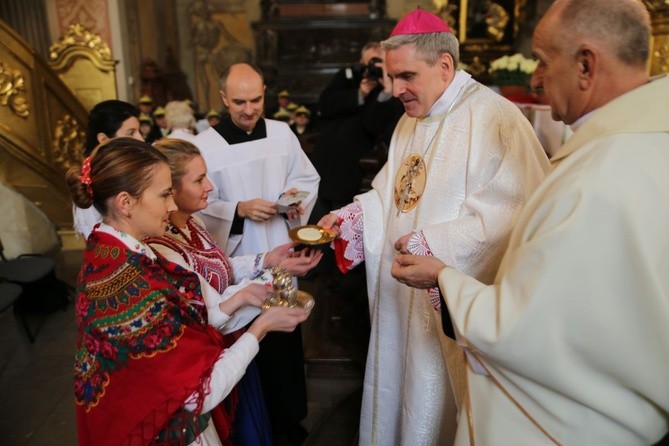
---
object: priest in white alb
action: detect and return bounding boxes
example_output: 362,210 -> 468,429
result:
319,9 -> 549,446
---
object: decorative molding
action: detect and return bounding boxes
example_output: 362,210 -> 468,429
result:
653,41 -> 669,73
643,0 -> 669,12
52,114 -> 86,170
49,23 -> 114,68
0,63 -> 30,118
514,0 -> 528,36
53,0 -> 112,52
468,56 -> 487,77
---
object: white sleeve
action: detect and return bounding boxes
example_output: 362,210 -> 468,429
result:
184,332 -> 260,413
150,242 -> 233,330
73,205 -> 102,239
218,278 -> 263,333
150,241 -> 262,333
229,253 -> 264,282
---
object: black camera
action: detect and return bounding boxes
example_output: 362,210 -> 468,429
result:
364,57 -> 384,81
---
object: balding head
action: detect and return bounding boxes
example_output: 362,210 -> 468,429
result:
219,63 -> 266,132
549,0 -> 650,67
531,0 -> 650,125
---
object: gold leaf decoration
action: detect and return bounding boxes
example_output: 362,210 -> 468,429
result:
654,43 -> 669,73
49,23 -> 112,62
52,114 -> 86,169
0,63 -> 30,118
643,0 -> 669,12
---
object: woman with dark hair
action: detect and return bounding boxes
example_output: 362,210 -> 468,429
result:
148,138 -> 321,445
67,137 -> 311,446
75,100 -> 144,237
83,99 -> 142,156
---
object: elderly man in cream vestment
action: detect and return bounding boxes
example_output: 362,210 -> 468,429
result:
392,1 -> 669,445
320,9 -> 549,446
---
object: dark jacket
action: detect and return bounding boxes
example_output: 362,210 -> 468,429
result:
312,66 -> 403,202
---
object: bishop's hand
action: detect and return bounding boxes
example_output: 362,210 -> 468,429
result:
394,233 -> 413,254
317,212 -> 341,237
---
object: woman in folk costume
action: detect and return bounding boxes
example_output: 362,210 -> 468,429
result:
147,138 -> 322,445
67,137 -> 311,446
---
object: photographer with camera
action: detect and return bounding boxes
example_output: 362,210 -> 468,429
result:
311,41 -> 403,223
309,42 -> 403,334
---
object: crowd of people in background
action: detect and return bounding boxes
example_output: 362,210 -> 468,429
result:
132,87 -> 319,152
68,1 -> 669,445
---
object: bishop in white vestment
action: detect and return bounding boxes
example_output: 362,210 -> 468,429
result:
322,10 -> 550,445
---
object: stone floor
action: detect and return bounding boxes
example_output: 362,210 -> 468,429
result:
0,250 -> 370,445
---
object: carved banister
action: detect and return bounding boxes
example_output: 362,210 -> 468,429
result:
0,18 -> 88,230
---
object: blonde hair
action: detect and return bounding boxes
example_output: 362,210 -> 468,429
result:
164,100 -> 195,130
151,138 -> 202,189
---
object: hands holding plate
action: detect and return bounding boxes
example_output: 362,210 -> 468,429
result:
289,224 -> 336,246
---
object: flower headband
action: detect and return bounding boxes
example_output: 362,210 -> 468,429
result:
79,156 -> 94,199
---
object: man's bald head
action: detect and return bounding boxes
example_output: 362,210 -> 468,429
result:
531,0 -> 650,125
546,0 -> 650,67
219,63 -> 266,132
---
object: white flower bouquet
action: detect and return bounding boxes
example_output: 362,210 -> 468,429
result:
489,53 -> 539,86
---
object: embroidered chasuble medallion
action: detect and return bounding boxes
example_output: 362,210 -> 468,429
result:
394,153 -> 427,213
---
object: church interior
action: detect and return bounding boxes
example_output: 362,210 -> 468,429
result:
0,0 -> 667,444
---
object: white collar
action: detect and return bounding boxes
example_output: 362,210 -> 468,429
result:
426,70 -> 473,117
570,109 -> 598,133
95,223 -> 157,260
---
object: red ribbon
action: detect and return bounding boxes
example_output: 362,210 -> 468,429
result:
79,156 -> 94,199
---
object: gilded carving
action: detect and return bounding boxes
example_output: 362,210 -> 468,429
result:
485,2 -> 510,42
643,0 -> 669,12
434,0 -> 459,33
49,23 -> 113,63
52,114 -> 85,169
468,56 -> 487,76
54,0 -> 112,51
0,62 -> 30,118
654,42 -> 669,73
514,0 -> 528,36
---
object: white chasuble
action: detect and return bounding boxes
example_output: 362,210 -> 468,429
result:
439,75 -> 669,446
194,119 -> 320,256
356,73 -> 549,445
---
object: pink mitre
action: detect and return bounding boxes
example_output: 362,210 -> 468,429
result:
390,8 -> 452,36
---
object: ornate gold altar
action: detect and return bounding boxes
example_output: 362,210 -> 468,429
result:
48,24 -> 118,112
435,0 -> 668,81
433,0 -> 526,82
